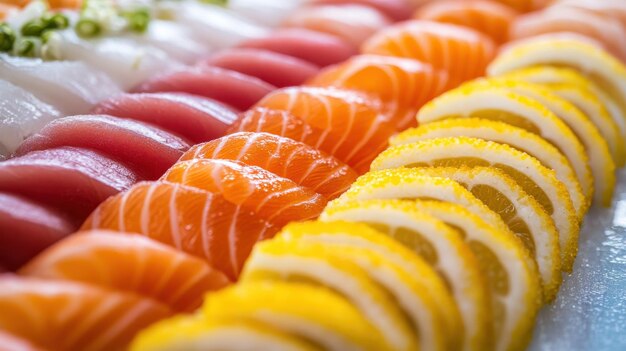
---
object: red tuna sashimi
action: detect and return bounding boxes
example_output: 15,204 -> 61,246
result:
134,66 -> 276,111
82,181 -> 279,280
0,276 -> 171,351
20,231 -> 231,312
0,147 -> 139,221
0,193 -> 74,271
92,93 -> 238,144
15,115 -> 190,179
239,28 -> 357,67
199,48 -> 320,88
313,0 -> 412,21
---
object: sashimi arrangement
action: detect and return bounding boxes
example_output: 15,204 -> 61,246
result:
1,0 -> 625,350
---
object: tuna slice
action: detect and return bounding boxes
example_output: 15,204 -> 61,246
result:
0,192 -> 75,271
199,48 -> 320,88
0,147 -> 139,221
14,115 -> 191,179
134,66 -> 276,111
92,93 -> 238,144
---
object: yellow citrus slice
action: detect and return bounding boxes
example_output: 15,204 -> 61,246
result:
322,199 -> 542,351
415,85 -> 596,205
201,282 -> 387,351
392,117 -> 587,218
240,239 -> 417,351
317,204 -> 489,351
500,65 -> 626,146
371,137 -> 578,274
488,37 -> 626,131
277,221 -> 461,351
131,317 -> 322,351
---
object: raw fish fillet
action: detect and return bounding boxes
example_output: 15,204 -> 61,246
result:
15,115 -> 190,179
170,2 -> 270,50
0,330 -> 46,351
555,0 -> 626,29
229,107 -> 322,145
362,20 -> 497,89
313,0 -> 412,21
227,0 -> 311,27
239,28 -> 357,67
256,87 -> 396,173
162,159 -> 327,226
82,181 -> 279,280
0,80 -> 61,159
0,147 -> 139,221
0,276 -> 171,351
415,0 -> 519,45
200,48 -> 319,88
134,66 -> 276,111
180,132 -> 358,200
128,20 -> 208,64
0,193 -> 74,271
283,4 -> 391,48
0,55 -> 121,115
51,31 -> 180,90
510,6 -> 626,62
20,231 -> 230,312
93,93 -> 238,144
309,54 -> 448,129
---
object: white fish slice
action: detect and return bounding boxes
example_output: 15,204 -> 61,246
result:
0,80 -> 61,159
128,20 -> 209,64
227,0 -> 312,27
0,54 -> 122,115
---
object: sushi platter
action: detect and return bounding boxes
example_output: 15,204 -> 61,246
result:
0,0 -> 625,350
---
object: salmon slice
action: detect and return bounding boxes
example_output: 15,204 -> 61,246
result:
313,0 -> 412,21
0,147 -> 139,221
238,28 -> 357,67
255,86 -> 396,173
510,6 -> 626,62
92,93 -> 238,144
0,276 -> 170,351
14,115 -> 190,180
362,20 -> 497,89
20,231 -> 230,312
0,330 -> 47,351
555,0 -> 626,29
229,107 -> 320,144
199,48 -> 320,88
308,54 -> 448,129
0,193 -> 75,271
283,4 -> 391,48
133,66 -> 276,111
493,0 -> 550,12
82,181 -> 278,280
414,0 -> 519,45
162,159 -> 327,226
179,132 -> 358,200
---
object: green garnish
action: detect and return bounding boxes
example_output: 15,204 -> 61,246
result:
14,37 -> 40,57
44,13 -> 70,30
201,0 -> 229,6
125,9 -> 150,33
0,23 -> 16,52
75,19 -> 101,38
21,19 -> 47,37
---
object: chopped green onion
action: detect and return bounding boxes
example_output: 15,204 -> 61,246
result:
14,37 -> 40,57
44,13 -> 70,30
21,19 -> 47,37
75,19 -> 101,38
125,9 -> 150,33
201,0 -> 229,6
0,23 -> 16,52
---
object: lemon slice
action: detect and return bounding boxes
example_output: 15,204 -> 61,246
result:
131,317 -> 322,351
278,221 -> 461,351
403,166 -> 562,296
392,118 -> 587,218
488,38 -> 626,128
323,199 -> 542,351
415,85 -> 597,206
317,202 -> 489,351
371,137 -> 578,274
500,65 -> 626,144
200,282 -> 387,351
240,240 -> 417,351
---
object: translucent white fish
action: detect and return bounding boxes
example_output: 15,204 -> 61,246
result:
128,20 -> 209,64
0,80 -> 61,159
226,0 -> 312,27
0,54 -> 122,115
